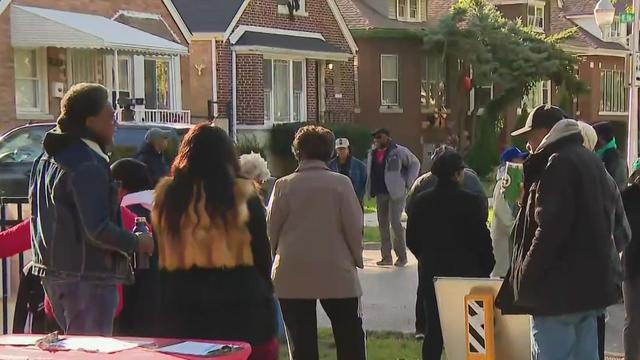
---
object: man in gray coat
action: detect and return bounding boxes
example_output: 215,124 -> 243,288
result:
367,128 -> 420,267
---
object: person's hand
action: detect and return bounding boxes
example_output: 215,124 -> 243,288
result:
136,233 -> 154,255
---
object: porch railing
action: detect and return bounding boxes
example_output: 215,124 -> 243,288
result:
116,109 -> 191,125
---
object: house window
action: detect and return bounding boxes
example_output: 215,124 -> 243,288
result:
14,48 -> 47,114
263,58 -> 306,123
397,0 -> 420,21
278,0 -> 307,16
527,3 -> 544,31
421,55 -> 445,108
600,69 -> 627,113
523,81 -> 552,110
68,50 -> 102,85
145,58 -> 172,110
381,55 -> 399,106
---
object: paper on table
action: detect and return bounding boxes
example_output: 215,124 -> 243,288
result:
157,341 -> 228,356
48,337 -> 138,353
0,336 -> 38,346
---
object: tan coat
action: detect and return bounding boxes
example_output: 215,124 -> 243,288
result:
268,160 -> 364,299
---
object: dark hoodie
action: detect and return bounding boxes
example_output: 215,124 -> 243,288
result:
135,142 -> 168,186
30,128 -> 138,283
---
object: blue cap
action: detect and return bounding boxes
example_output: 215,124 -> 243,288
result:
500,147 -> 528,164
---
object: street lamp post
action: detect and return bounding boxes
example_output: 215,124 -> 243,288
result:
595,0 -> 639,168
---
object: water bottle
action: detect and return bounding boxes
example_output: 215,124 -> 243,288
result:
133,217 -> 150,270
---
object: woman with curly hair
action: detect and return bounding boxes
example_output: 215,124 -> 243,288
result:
153,124 -> 277,359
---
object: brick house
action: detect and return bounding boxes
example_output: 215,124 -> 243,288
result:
171,0 -> 358,141
338,0 -> 634,161
335,0 -> 436,165
0,0 -> 194,132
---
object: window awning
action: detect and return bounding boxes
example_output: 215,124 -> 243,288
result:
231,31 -> 352,61
10,6 -> 188,55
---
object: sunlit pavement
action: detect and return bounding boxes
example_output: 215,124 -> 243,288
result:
317,249 -> 626,354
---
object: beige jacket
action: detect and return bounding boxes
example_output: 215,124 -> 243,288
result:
268,160 -> 364,299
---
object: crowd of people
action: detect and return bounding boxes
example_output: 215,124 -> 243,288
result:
1,81 -> 639,360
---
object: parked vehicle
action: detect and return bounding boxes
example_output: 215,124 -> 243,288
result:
0,122 -> 190,197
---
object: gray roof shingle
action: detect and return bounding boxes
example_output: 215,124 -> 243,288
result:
234,31 -> 348,53
171,0 -> 245,33
335,0 -> 428,30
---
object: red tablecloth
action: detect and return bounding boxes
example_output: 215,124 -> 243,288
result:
0,335 -> 252,359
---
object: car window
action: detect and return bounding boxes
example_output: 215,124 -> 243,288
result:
0,126 -> 50,164
110,127 -> 182,163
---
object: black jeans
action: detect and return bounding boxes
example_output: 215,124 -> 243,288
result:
416,266 -> 426,333
279,298 -> 366,360
421,275 -> 443,360
598,314 -> 605,360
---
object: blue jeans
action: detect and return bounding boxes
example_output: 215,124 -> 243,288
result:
532,310 -> 601,360
43,279 -> 118,336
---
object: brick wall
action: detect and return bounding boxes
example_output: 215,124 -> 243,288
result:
236,0 -> 351,53
216,41 -> 233,119
306,60 -> 318,121
236,54 -> 264,125
213,0 -> 356,126
0,0 -> 188,132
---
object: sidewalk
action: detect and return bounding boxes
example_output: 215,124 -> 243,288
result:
316,249 -> 625,355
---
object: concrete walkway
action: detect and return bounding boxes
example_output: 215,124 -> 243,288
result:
317,249 -> 625,354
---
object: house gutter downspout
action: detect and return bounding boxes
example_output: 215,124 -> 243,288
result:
231,49 -> 238,141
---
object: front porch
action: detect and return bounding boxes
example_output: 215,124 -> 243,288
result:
10,5 -> 189,124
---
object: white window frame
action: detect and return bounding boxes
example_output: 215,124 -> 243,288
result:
469,67 -> 493,113
67,49 -> 105,87
600,69 -> 628,115
527,2 -> 545,32
380,54 -> 399,107
13,47 -> 49,116
421,55 -> 445,110
278,0 -> 308,16
263,57 -> 307,124
144,56 -> 179,110
520,80 -> 552,113
397,0 -> 421,21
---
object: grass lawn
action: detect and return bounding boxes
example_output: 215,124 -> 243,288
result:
364,226 -> 380,244
364,198 -> 376,214
279,329 -> 422,360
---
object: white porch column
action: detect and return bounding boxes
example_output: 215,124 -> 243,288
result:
172,56 -> 182,110
232,50 -> 237,141
133,55 -> 145,101
113,50 -> 120,104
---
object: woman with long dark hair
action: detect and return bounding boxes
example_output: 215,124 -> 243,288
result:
152,125 -> 277,359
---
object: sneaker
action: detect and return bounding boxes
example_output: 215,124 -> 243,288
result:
376,259 -> 393,266
394,258 -> 408,267
415,333 -> 425,341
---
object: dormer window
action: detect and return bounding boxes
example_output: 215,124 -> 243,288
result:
278,0 -> 307,16
527,3 -> 545,31
397,0 -> 421,21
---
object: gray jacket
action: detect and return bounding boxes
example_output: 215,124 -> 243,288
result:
366,142 -> 420,200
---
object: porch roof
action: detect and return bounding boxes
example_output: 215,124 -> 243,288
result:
10,5 -> 188,55
231,30 -> 352,61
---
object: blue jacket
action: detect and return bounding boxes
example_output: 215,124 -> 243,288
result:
328,156 -> 367,204
30,130 -> 137,284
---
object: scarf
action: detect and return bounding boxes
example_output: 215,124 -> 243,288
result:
596,138 -> 617,158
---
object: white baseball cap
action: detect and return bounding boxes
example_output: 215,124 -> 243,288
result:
335,138 -> 350,149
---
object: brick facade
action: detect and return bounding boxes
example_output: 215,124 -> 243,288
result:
0,0 -> 189,132
236,54 -> 264,125
204,0 -> 356,126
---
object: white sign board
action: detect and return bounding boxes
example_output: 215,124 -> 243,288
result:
434,277 -> 532,360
